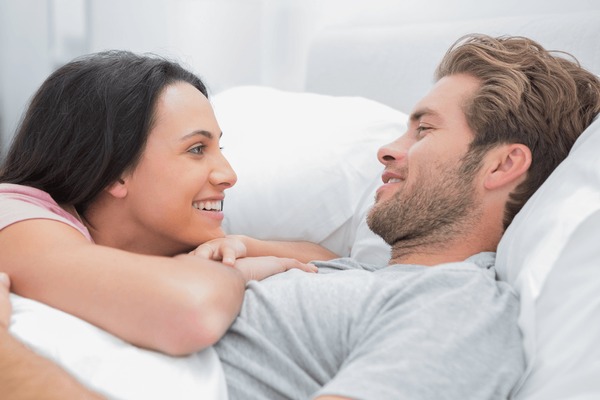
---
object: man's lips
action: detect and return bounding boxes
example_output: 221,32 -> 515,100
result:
381,171 -> 405,184
376,171 -> 405,198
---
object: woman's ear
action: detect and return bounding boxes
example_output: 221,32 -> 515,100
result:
484,143 -> 532,190
106,178 -> 128,199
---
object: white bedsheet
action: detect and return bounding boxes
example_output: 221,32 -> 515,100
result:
9,294 -> 228,400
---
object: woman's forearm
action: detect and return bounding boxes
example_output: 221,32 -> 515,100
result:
36,249 -> 247,356
233,235 -> 339,262
1,220 -> 246,357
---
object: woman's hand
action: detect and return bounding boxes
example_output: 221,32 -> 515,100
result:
191,237 -> 320,282
0,273 -> 11,330
191,237 -> 247,266
234,256 -> 318,283
195,234 -> 339,265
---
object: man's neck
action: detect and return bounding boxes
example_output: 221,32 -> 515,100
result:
388,234 -> 496,267
389,249 -> 475,266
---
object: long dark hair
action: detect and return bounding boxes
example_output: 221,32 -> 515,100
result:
0,50 -> 208,214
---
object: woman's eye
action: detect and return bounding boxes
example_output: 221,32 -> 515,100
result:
188,144 -> 205,155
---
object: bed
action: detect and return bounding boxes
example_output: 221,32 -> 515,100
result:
9,10 -> 600,400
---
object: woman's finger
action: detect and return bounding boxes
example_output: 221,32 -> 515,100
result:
283,259 -> 318,273
0,272 -> 10,289
0,272 -> 11,330
220,247 -> 237,266
192,244 -> 215,259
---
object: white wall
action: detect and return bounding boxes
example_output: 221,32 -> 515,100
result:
1,0 -> 599,154
0,0 -> 51,155
67,0 -> 600,93
88,0 -> 263,94
257,0 -> 600,91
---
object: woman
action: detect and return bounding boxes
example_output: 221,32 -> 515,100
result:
0,50 -> 335,356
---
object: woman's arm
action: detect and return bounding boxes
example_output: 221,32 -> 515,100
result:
238,235 -> 339,262
198,234 -> 339,264
0,219 -> 246,356
0,273 -> 104,400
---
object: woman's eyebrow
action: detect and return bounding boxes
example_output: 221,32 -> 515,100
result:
180,130 -> 222,141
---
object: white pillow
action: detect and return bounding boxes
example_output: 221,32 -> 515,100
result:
496,116 -> 600,399
212,86 -> 408,264
9,294 -> 228,400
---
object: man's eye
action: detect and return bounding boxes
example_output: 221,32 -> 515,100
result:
416,125 -> 432,138
188,145 -> 206,155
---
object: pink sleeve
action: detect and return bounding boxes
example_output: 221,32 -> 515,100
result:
0,193 -> 93,242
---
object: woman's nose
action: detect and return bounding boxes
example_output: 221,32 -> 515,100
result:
210,153 -> 238,189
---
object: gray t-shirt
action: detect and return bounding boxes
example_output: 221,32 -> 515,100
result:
214,252 -> 525,399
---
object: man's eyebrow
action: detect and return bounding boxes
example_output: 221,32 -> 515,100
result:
409,107 -> 440,122
180,130 -> 223,140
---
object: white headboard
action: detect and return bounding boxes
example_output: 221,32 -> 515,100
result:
305,11 -> 600,113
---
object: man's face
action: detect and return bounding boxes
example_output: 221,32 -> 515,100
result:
367,74 -> 485,249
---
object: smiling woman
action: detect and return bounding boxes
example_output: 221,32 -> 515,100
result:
0,50 -> 332,358
85,81 -> 237,256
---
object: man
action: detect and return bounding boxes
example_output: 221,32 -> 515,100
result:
212,34 -> 600,399
0,273 -> 104,399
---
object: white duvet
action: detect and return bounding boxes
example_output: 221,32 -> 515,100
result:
9,294 -> 228,400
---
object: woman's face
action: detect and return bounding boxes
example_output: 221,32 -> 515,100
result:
119,81 -> 237,255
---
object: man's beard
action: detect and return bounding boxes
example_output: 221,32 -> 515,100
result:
367,151 -> 483,254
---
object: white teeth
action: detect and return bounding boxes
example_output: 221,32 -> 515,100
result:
193,200 -> 223,211
387,178 -> 402,183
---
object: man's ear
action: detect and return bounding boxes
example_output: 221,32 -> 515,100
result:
484,143 -> 532,190
106,178 -> 128,199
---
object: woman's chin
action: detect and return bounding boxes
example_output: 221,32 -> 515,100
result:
199,228 -> 227,243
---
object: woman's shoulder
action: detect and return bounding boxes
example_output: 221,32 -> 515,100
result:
0,183 -> 56,205
0,183 -> 91,241
0,183 -> 63,216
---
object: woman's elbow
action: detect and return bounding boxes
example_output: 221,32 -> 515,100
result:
158,282 -> 245,356
159,309 -> 238,356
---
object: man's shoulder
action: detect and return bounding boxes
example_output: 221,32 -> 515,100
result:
376,252 -> 518,301
434,252 -> 515,293
312,252 -> 505,291
312,257 -> 383,273
436,251 -> 496,272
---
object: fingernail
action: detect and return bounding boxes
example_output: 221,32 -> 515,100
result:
0,273 -> 8,285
